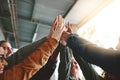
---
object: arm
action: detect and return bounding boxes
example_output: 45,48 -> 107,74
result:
58,44 -> 73,80
73,53 -> 105,80
5,15 -> 66,70
4,15 -> 66,80
30,58 -> 57,80
67,34 -> 120,77
5,37 -> 46,70
30,44 -> 60,80
4,38 -> 58,80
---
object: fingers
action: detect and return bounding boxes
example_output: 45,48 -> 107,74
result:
55,15 -> 65,34
51,16 -> 58,31
59,21 -> 72,46
66,22 -> 72,33
48,16 -> 59,38
47,15 -> 65,41
52,16 -> 58,27
47,15 -> 72,42
52,15 -> 64,31
57,15 -> 64,27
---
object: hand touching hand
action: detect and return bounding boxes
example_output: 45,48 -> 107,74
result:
60,22 -> 72,46
47,15 -> 65,42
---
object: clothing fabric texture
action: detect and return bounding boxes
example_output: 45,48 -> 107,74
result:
0,38 -> 58,80
58,44 -> 73,80
67,34 -> 120,79
30,53 -> 57,80
59,44 -> 105,80
5,37 -> 46,70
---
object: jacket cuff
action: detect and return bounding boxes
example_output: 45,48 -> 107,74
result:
66,33 -> 87,57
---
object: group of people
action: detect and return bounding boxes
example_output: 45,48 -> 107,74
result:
0,15 -> 120,80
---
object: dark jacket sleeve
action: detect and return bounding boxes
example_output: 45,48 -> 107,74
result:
58,44 -> 73,80
30,58 -> 57,80
73,53 -> 105,80
67,34 -> 120,78
5,37 -> 46,70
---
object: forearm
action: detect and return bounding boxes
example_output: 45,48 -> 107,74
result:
74,53 -> 104,80
30,44 -> 60,80
67,34 -> 117,64
58,44 -> 72,80
5,37 -> 46,70
49,44 -> 60,62
67,34 -> 120,77
30,58 -> 57,80
4,38 -> 58,80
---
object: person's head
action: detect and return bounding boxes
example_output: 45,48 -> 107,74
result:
0,40 -> 12,57
70,56 -> 81,80
0,47 -> 8,74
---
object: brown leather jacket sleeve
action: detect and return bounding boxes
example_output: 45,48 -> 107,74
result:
3,38 -> 58,80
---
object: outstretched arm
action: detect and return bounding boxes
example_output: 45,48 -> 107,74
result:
73,52 -> 105,80
58,44 -> 73,80
5,37 -> 46,70
4,15 -> 66,80
30,44 -> 60,80
67,34 -> 120,78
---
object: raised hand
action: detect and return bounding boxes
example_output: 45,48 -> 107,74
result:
60,22 -> 72,46
47,15 -> 66,42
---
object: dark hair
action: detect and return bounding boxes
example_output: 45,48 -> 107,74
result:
0,40 -> 8,46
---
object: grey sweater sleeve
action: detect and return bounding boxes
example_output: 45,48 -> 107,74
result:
58,44 -> 73,80
5,37 -> 46,70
